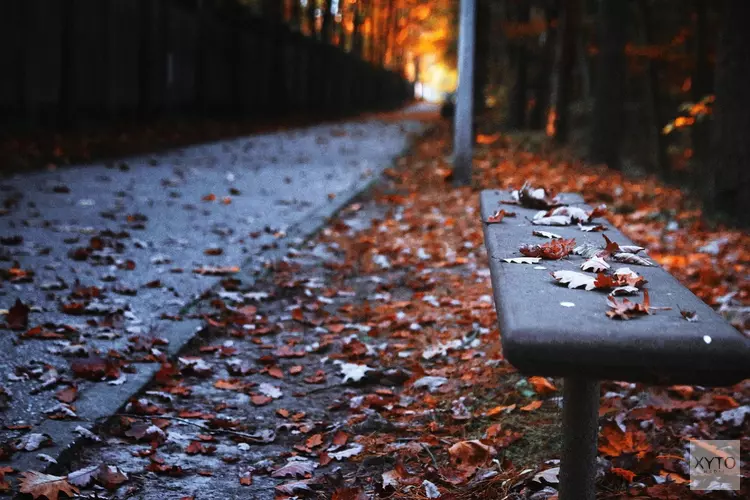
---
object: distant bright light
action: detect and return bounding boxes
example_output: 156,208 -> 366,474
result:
417,57 -> 456,103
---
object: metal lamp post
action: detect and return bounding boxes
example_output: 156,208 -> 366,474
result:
453,0 -> 476,186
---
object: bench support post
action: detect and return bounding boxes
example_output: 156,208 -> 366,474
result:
560,377 -> 600,500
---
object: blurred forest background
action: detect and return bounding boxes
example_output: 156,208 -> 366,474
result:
465,0 -> 748,226
0,0 -> 748,225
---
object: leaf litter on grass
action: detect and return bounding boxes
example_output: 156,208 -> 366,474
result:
20,124 -> 748,500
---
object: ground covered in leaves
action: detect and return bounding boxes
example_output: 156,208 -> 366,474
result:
6,124 -> 749,499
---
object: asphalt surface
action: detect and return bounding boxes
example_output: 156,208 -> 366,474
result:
0,103 -> 437,473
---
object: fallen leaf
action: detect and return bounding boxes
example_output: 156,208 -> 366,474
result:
520,400 -> 543,411
520,238 -> 576,260
448,440 -> 495,473
613,252 -> 654,266
66,465 -> 99,487
271,457 -> 317,478
6,299 -> 30,330
19,471 -> 79,500
486,209 -> 516,223
533,466 -> 560,484
516,182 -> 561,209
502,257 -> 542,264
306,434 -> 324,449
55,386 -> 78,404
251,394 -> 273,406
599,423 -> 651,457
528,376 -> 557,395
338,363 -> 373,384
606,290 -> 669,319
533,230 -> 562,239
581,256 -> 610,272
610,467 -> 636,482
680,309 -> 698,322
532,214 -> 571,226
423,479 -> 441,498
328,443 -> 364,460
551,270 -> 597,290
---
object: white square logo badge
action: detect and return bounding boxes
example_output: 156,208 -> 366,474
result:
688,440 -> 740,491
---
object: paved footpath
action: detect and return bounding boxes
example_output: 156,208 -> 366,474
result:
0,104 -> 437,474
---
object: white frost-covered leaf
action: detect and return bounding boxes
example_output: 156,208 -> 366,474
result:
613,267 -> 639,278
533,230 -> 562,239
413,376 -> 448,391
609,286 -> 640,296
272,457 -> 318,478
550,206 -> 589,222
73,426 -> 101,442
337,362 -> 373,384
16,433 -> 51,451
502,257 -> 542,264
613,252 -> 653,266
423,480 -> 441,498
67,465 -> 100,487
328,443 -> 364,460
581,256 -> 610,272
258,383 -> 283,399
43,403 -> 77,418
573,242 -> 602,259
243,291 -> 270,301
619,245 -> 645,254
533,466 -> 560,484
531,215 -> 572,226
552,271 -> 597,291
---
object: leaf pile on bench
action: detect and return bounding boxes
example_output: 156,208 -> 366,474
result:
499,183 -> 673,320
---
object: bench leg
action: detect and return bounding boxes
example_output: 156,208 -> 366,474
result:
560,378 -> 600,500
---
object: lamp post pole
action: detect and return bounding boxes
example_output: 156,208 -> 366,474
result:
453,0 -> 476,186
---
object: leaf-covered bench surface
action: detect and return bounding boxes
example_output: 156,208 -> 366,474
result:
480,188 -> 750,385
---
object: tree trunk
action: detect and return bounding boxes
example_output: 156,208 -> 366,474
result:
639,0 -> 669,178
589,0 -> 627,169
291,0 -> 302,31
352,7 -> 363,57
530,2 -> 558,131
709,1 -> 750,222
307,0 -> 317,38
322,0 -> 333,44
552,0 -> 579,144
262,0 -> 284,22
383,0 -> 395,65
508,2 -> 530,129
691,0 -> 712,178
472,0 -> 490,116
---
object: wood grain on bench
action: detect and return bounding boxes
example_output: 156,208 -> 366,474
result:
480,190 -> 750,386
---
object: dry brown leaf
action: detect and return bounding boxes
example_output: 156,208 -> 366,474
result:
19,471 -> 79,500
448,440 -> 495,473
520,238 -> 576,260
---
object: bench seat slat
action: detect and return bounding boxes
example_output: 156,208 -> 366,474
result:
480,190 -> 750,386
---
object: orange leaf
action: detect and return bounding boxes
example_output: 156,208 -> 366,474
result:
485,404 -> 516,416
306,434 -> 324,449
528,377 -> 557,396
520,400 -> 543,412
610,467 -> 636,482
251,394 -> 272,406
598,423 -> 651,457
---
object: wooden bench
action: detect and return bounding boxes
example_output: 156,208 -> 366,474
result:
480,189 -> 750,500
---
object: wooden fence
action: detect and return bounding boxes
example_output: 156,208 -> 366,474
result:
0,0 -> 413,129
